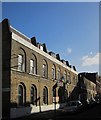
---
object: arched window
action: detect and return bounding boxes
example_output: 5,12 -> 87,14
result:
42,60 -> 48,78
18,54 -> 24,71
64,70 -> 67,82
57,67 -> 61,80
18,85 -> 23,105
73,75 -> 77,85
58,87 -> 66,103
30,85 -> 37,105
18,83 -> 26,106
52,64 -> 56,79
67,72 -> 71,84
18,48 -> 26,72
30,54 -> 37,74
30,59 -> 37,74
43,86 -> 48,104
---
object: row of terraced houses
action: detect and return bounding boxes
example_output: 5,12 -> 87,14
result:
1,19 -> 101,119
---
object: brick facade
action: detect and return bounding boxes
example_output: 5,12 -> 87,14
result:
10,26 -> 78,106
2,19 -> 78,119
2,18 -> 100,119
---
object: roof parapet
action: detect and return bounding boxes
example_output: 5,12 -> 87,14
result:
31,36 -> 37,46
56,54 -> 60,61
49,51 -> 56,58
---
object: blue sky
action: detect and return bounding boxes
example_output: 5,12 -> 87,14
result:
2,2 -> 100,74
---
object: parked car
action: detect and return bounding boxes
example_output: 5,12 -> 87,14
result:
62,100 -> 83,114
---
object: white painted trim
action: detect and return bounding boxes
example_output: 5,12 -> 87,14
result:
11,26 -> 78,75
11,68 -> 40,77
10,26 -> 30,40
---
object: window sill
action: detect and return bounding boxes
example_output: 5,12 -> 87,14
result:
11,68 -> 25,73
42,76 -> 48,79
29,73 -> 40,77
42,103 -> 48,106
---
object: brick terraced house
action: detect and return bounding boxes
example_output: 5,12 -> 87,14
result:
78,72 -> 100,104
2,19 -> 100,119
1,19 -> 78,119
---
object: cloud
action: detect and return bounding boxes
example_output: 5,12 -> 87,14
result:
67,48 -> 72,54
81,52 -> 101,66
90,51 -> 93,55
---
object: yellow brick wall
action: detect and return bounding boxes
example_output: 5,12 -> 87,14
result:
10,38 -> 78,106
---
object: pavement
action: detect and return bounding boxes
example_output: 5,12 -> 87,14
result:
7,103 -> 101,120
11,110 -> 60,120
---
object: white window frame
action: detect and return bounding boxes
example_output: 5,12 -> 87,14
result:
57,69 -> 60,80
52,68 -> 55,79
67,72 -> 71,84
43,64 -> 46,77
40,45 -> 43,51
30,59 -> 36,74
64,71 -> 67,82
18,85 -> 24,106
18,54 -> 24,71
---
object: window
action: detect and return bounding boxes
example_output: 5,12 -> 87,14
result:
30,85 -> 37,105
18,84 -> 26,106
67,72 -> 71,84
30,59 -> 36,74
18,85 -> 23,105
43,64 -> 46,77
43,87 -> 48,104
64,71 -> 67,82
52,64 -> 56,79
52,68 -> 55,79
57,68 -> 61,80
18,54 -> 24,71
42,60 -> 48,78
38,43 -> 43,50
18,48 -> 26,72
40,45 -> 43,51
74,76 -> 77,85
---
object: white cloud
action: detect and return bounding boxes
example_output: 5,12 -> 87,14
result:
67,48 -> 72,54
90,51 -> 93,55
81,52 -> 101,66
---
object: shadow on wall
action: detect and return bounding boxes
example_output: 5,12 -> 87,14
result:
10,96 -> 45,119
2,18 -> 12,119
58,79 -> 88,109
10,102 -> 32,118
10,77 -> 88,118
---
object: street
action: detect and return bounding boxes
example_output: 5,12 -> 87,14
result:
12,103 -> 101,120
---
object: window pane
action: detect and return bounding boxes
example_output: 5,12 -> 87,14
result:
30,86 -> 37,105
30,60 -> 36,74
31,87 -> 34,104
34,67 -> 36,74
18,55 -> 22,63
67,73 -> 71,84
40,45 -> 43,50
18,85 -> 23,105
18,55 -> 24,71
18,63 -> 21,71
43,64 -> 46,77
30,60 -> 34,67
58,69 -> 60,80
43,87 -> 48,104
52,68 -> 54,79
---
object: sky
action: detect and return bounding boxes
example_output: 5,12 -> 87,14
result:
1,2 -> 100,75
1,0 -> 101,2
